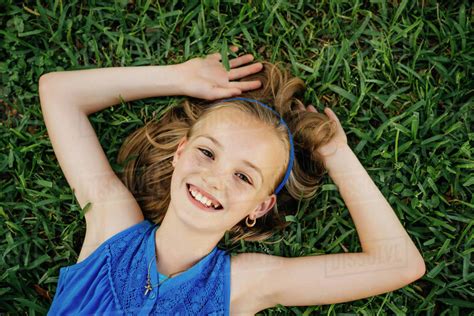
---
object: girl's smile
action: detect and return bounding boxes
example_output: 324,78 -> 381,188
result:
186,183 -> 224,212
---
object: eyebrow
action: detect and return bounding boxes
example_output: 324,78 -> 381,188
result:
197,134 -> 263,183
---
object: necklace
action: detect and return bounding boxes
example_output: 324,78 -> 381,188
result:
144,254 -> 187,296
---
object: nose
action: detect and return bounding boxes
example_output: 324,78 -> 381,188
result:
202,168 -> 224,191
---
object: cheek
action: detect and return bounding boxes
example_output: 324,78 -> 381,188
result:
188,150 -> 205,166
231,193 -> 257,207
179,151 -> 200,168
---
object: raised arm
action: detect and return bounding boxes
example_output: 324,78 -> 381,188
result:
231,107 -> 426,314
38,65 -> 184,245
38,47 -> 263,259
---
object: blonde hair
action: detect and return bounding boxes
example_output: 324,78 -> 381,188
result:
117,61 -> 337,245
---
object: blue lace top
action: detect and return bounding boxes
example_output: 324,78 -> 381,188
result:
48,219 -> 231,315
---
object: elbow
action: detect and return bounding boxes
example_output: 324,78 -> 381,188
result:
39,75 -> 47,110
39,73 -> 56,107
39,72 -> 62,92
39,74 -> 49,99
39,73 -> 53,95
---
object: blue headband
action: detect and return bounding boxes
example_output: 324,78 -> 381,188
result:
215,97 -> 294,195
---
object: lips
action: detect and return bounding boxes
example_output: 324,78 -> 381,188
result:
186,183 -> 224,210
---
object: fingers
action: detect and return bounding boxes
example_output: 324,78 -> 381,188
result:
228,80 -> 262,92
208,45 -> 239,61
208,52 -> 222,60
294,102 -> 306,111
229,45 -> 239,53
212,87 -> 242,99
228,62 -> 263,80
296,104 -> 342,128
307,105 -> 318,112
229,54 -> 255,68
295,103 -> 318,113
324,107 -> 340,123
211,52 -> 259,71
324,108 -> 345,134
293,103 -> 341,122
302,104 -> 340,124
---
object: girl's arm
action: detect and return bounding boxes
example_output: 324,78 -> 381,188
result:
232,108 -> 426,313
40,65 -> 184,116
324,144 -> 425,260
38,67 -> 178,239
319,107 -> 426,262
39,47 -> 263,248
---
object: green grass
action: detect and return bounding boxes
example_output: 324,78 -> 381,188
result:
1,0 -> 473,314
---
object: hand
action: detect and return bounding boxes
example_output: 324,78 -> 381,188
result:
296,104 -> 348,161
177,46 -> 263,100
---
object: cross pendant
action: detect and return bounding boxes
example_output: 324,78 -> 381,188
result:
144,282 -> 153,296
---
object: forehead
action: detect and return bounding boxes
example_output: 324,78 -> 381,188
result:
193,107 -> 287,178
198,106 -> 261,129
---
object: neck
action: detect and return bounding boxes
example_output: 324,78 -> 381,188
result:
154,204 -> 224,277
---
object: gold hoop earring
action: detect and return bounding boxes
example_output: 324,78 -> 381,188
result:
246,216 -> 256,227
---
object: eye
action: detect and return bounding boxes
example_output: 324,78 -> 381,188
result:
236,173 -> 252,185
198,148 -> 214,159
198,148 -> 252,185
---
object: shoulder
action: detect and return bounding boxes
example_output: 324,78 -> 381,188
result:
230,252 -> 285,314
77,217 -> 151,264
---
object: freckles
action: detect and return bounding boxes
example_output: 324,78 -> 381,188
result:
195,158 -> 205,167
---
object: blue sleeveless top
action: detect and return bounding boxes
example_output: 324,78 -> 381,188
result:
48,219 -> 231,315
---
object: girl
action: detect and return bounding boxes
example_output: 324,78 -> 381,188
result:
39,45 -> 426,315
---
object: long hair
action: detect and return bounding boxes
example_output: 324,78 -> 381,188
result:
117,61 -> 337,245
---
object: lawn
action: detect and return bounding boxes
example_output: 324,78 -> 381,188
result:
0,0 -> 473,314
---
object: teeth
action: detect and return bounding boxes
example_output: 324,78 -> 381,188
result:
189,187 -> 220,209
195,193 -> 205,204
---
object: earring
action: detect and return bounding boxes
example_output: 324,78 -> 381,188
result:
246,216 -> 256,227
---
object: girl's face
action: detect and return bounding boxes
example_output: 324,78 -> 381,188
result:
169,106 -> 287,234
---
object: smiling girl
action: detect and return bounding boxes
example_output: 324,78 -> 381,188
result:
40,45 -> 425,315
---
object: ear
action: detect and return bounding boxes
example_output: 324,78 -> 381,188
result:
172,136 -> 188,168
251,194 -> 277,220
